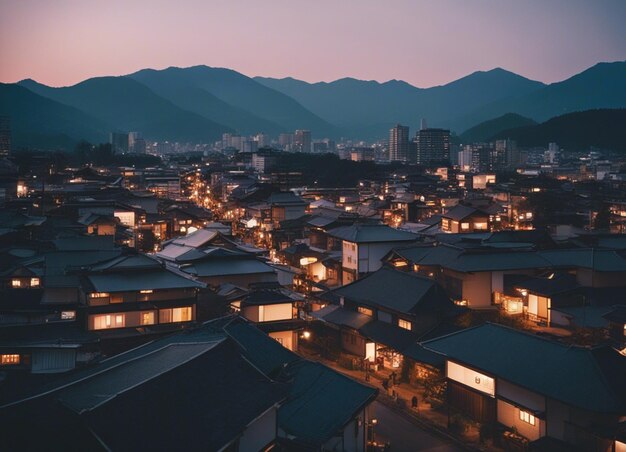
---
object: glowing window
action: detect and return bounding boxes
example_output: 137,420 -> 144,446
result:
11,279 -> 21,288
1,354 -> 20,365
519,410 -> 536,426
90,292 -> 110,298
30,278 -> 40,287
358,306 -> 373,317
398,319 -> 412,330
460,222 -> 470,230
61,311 -> 76,320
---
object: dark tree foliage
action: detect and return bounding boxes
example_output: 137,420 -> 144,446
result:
273,152 -> 403,187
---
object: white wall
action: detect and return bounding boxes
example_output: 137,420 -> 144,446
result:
343,241 -> 358,271
447,361 -> 495,396
497,399 -> 544,441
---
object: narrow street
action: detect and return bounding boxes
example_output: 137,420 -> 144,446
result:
372,401 -> 457,452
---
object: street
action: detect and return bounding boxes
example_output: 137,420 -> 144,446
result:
372,401 -> 457,452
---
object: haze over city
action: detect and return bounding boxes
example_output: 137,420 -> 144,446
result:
1,0 -> 625,87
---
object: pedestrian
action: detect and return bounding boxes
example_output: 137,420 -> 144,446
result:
411,395 -> 418,409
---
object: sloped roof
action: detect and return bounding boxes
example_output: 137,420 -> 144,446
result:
328,223 -> 419,243
181,258 -> 275,278
86,267 -> 204,292
278,360 -> 376,445
423,323 -> 626,413
333,266 -> 453,315
539,249 -> 626,272
441,205 -> 481,221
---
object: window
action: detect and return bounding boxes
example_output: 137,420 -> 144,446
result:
92,314 -> 125,330
1,354 -> 20,365
11,279 -> 21,288
358,306 -> 373,317
141,311 -> 155,326
160,307 -> 192,323
398,319 -> 412,330
110,294 -> 123,304
90,292 -> 110,298
30,278 -> 40,287
61,311 -> 76,320
473,222 -> 488,230
519,410 -> 536,426
461,222 -> 470,230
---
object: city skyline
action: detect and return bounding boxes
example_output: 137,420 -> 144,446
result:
1,0 -> 625,88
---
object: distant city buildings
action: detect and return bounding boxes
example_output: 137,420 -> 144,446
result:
389,124 -> 409,162
0,116 -> 11,157
416,128 -> 451,166
294,129 -> 311,152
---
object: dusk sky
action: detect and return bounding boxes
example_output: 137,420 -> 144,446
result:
1,0 -> 625,88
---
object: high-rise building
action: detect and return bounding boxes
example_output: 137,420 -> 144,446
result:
0,116 -> 11,157
128,132 -> 145,154
416,128 -> 450,166
294,130 -> 311,152
389,124 -> 409,162
110,132 -> 129,154
278,133 -> 294,150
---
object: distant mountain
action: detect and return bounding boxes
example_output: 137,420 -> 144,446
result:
453,61 -> 626,132
255,68 -> 545,139
130,66 -> 338,137
460,113 -> 537,143
0,83 -> 109,150
128,67 -> 285,135
491,109 -> 626,151
18,77 -> 232,143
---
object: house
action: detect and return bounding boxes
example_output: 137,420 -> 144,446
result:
327,223 -> 419,285
423,323 -> 626,450
315,266 -> 460,370
441,205 -> 490,233
229,288 -> 305,351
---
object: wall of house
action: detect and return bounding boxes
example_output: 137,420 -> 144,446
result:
261,303 -> 293,322
497,399 -> 544,441
342,330 -> 366,357
238,406 -> 277,452
340,409 -> 367,452
358,243 -> 402,274
545,398 -> 569,440
577,269 -> 626,287
31,349 -> 76,374
42,288 -> 80,304
269,330 -> 297,351
443,269 -> 492,308
528,294 -> 549,322
342,240 -> 358,271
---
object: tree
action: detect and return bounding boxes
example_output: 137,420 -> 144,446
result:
594,203 -> 611,230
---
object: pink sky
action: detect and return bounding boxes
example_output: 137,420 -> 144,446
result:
1,0 -> 625,87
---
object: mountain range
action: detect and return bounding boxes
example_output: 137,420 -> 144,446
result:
2,60 -> 625,150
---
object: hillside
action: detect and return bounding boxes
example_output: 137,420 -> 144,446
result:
255,68 -> 545,139
460,113 -> 537,143
452,61 -> 626,132
0,83 -> 109,150
131,66 -> 338,137
18,77 -> 232,143
492,109 -> 626,151
128,68 -> 285,135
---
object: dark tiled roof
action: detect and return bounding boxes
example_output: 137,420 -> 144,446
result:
328,223 -> 419,243
441,205 -> 480,221
333,266 -> 454,315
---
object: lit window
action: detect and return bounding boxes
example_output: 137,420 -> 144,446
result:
460,222 -> 470,230
160,307 -> 192,323
141,311 -> 156,325
358,306 -> 373,317
140,289 -> 153,294
30,278 -> 40,287
61,311 -> 76,320
11,279 -> 21,288
473,222 -> 488,230
1,354 -> 20,365
90,292 -> 110,298
519,410 -> 536,426
398,319 -> 412,330
92,314 -> 125,330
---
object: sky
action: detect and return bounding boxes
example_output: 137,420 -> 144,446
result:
1,0 -> 625,88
